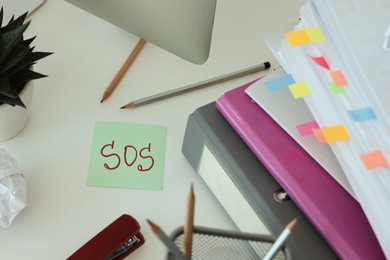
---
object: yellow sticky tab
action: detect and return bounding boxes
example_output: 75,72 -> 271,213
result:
288,82 -> 311,99
360,150 -> 388,170
285,30 -> 311,47
321,125 -> 350,143
305,28 -> 327,43
286,28 -> 326,47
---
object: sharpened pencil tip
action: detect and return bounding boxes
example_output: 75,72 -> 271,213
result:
147,219 -> 159,233
120,102 -> 134,109
189,183 -> 195,199
287,217 -> 299,233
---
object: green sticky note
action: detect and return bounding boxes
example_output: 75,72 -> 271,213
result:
329,82 -> 345,94
87,121 -> 167,190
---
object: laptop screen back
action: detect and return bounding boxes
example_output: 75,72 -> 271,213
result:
65,0 -> 217,64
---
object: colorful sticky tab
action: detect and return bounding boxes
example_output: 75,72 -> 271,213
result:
329,82 -> 345,94
313,128 -> 326,143
265,74 -> 295,92
360,150 -> 388,170
314,125 -> 350,143
349,107 -> 377,122
310,56 -> 330,70
330,71 -> 348,86
297,121 -> 320,136
306,28 -> 327,42
288,82 -> 311,99
285,28 -> 326,47
285,30 -> 311,47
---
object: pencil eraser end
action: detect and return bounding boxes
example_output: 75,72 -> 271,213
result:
264,61 -> 271,69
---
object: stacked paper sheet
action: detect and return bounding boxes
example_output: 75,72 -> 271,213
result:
267,0 -> 390,257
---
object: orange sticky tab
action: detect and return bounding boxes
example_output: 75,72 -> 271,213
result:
330,71 -> 348,86
318,125 -> 350,143
360,150 -> 388,170
285,30 -> 311,47
313,128 -> 327,143
288,82 -> 311,99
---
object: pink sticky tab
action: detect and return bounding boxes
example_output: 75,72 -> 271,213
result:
297,121 -> 320,136
360,150 -> 388,170
330,71 -> 348,86
310,56 -> 330,70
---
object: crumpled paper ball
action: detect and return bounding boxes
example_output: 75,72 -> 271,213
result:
0,148 -> 27,228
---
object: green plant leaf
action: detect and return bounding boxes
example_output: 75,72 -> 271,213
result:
0,93 -> 25,108
8,51 -> 53,75
10,68 -> 47,87
0,7 -> 3,28
0,43 -> 30,74
20,36 -> 36,47
0,22 -> 29,64
0,76 -> 18,98
0,11 -> 28,33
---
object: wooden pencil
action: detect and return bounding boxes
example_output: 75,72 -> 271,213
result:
147,219 -> 188,260
120,61 -> 271,109
100,38 -> 146,103
263,217 -> 299,260
183,184 -> 195,259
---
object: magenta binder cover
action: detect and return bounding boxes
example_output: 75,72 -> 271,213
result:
216,81 -> 385,259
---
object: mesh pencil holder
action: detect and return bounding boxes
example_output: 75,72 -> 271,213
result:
166,226 -> 292,260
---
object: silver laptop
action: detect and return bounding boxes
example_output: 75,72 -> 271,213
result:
65,0 -> 217,64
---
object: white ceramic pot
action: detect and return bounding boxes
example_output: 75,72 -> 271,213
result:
0,81 -> 34,141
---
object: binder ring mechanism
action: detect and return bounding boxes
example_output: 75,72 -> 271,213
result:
273,188 -> 291,203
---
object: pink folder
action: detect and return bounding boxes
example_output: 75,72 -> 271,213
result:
216,80 -> 385,260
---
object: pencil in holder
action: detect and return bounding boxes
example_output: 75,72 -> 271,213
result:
166,226 -> 292,260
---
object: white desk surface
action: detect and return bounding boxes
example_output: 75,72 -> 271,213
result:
0,0 -> 306,258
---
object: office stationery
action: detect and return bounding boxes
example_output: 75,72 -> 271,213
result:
183,184 -> 195,258
86,121 -> 167,190
168,226 -> 291,260
182,101 -> 337,259
216,83 -> 385,259
268,0 -> 390,256
263,218 -> 298,260
0,1 -> 320,259
67,214 -> 144,260
245,67 -> 353,196
147,219 -> 188,260
100,38 -> 146,103
120,62 -> 271,109
64,0 -> 216,64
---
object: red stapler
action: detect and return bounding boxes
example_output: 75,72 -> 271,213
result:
67,214 -> 145,260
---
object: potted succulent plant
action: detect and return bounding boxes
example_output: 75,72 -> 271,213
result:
0,7 -> 52,141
